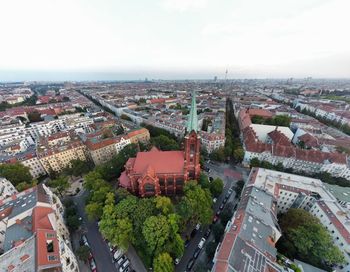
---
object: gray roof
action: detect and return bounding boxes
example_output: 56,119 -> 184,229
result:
0,190 -> 37,219
3,216 -> 33,252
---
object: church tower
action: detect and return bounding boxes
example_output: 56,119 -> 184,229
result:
184,91 -> 201,180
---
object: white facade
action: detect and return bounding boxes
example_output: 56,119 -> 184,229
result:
249,168 -> 350,272
0,177 -> 17,200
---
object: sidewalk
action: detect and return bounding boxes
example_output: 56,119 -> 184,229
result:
127,246 -> 147,272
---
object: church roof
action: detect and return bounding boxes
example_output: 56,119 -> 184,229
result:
133,149 -> 185,174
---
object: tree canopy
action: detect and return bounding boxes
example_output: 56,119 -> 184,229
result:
0,163 -> 32,185
277,208 -> 345,269
153,252 -> 174,272
47,176 -> 69,196
151,135 -> 180,151
210,178 -> 224,197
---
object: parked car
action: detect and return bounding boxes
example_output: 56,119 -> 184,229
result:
212,215 -> 219,223
219,203 -> 225,210
212,197 -> 217,203
113,249 -> 123,261
209,176 -> 214,182
190,228 -> 197,238
216,210 -> 222,216
119,259 -> 130,272
186,258 -> 194,270
80,235 -> 90,247
228,188 -> 233,194
174,255 -> 182,265
88,251 -> 93,261
89,258 -> 97,272
195,223 -> 201,230
223,198 -> 227,204
204,228 -> 211,239
193,247 -> 201,259
185,239 -> 191,248
117,255 -> 127,266
198,237 -> 206,249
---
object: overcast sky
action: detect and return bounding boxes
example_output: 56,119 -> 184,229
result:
0,0 -> 350,81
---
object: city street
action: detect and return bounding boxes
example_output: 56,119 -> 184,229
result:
71,189 -> 147,272
176,162 -> 247,272
71,190 -> 118,272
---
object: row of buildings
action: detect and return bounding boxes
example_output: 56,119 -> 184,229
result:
81,88 -> 226,154
0,183 -> 79,271
213,167 -> 350,272
1,126 -> 150,178
237,108 -> 350,180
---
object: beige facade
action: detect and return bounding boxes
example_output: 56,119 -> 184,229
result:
38,142 -> 87,173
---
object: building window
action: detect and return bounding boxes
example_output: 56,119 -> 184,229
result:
46,240 -> 54,253
144,183 -> 155,193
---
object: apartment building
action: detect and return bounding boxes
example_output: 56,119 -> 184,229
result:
37,134 -> 88,174
0,184 -> 79,272
126,128 -> 150,144
213,179 -> 283,271
227,168 -> 350,271
0,178 -> 18,200
238,109 -> 350,180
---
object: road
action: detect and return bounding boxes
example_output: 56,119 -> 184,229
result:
72,190 -> 118,272
176,162 -> 246,272
71,189 -> 147,272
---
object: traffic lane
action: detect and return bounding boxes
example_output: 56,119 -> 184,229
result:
194,197 -> 240,270
176,228 -> 204,272
73,191 -> 118,272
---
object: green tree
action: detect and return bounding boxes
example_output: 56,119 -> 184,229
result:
199,172 -> 210,189
209,147 -> 226,162
64,159 -> 91,176
116,188 -> 131,203
16,180 -> 37,192
250,157 -> 261,167
210,178 -> 224,197
233,147 -> 244,162
153,252 -> 174,272
27,111 -> 43,122
66,215 -> 80,232
179,181 -> 213,227
142,215 -> 170,258
155,196 -> 174,215
151,135 -> 180,151
121,114 -> 132,121
76,245 -> 90,262
47,176 -> 69,196
212,223 -> 224,243
220,203 -> 234,226
85,202 -> 103,221
112,218 -> 134,251
234,180 -> 245,196
205,241 -> 218,259
277,208 -> 345,268
0,163 -> 32,185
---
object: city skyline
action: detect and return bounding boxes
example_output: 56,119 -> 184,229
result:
1,0 -> 350,81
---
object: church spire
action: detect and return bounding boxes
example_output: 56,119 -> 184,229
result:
187,91 -> 198,133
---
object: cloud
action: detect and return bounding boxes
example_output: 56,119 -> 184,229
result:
160,0 -> 209,12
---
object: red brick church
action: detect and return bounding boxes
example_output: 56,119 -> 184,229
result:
119,92 -> 201,197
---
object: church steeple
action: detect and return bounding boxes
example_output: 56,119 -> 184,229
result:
187,91 -> 198,133
184,91 -> 200,180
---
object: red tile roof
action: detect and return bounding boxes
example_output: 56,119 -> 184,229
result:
132,149 -> 185,174
248,108 -> 274,118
